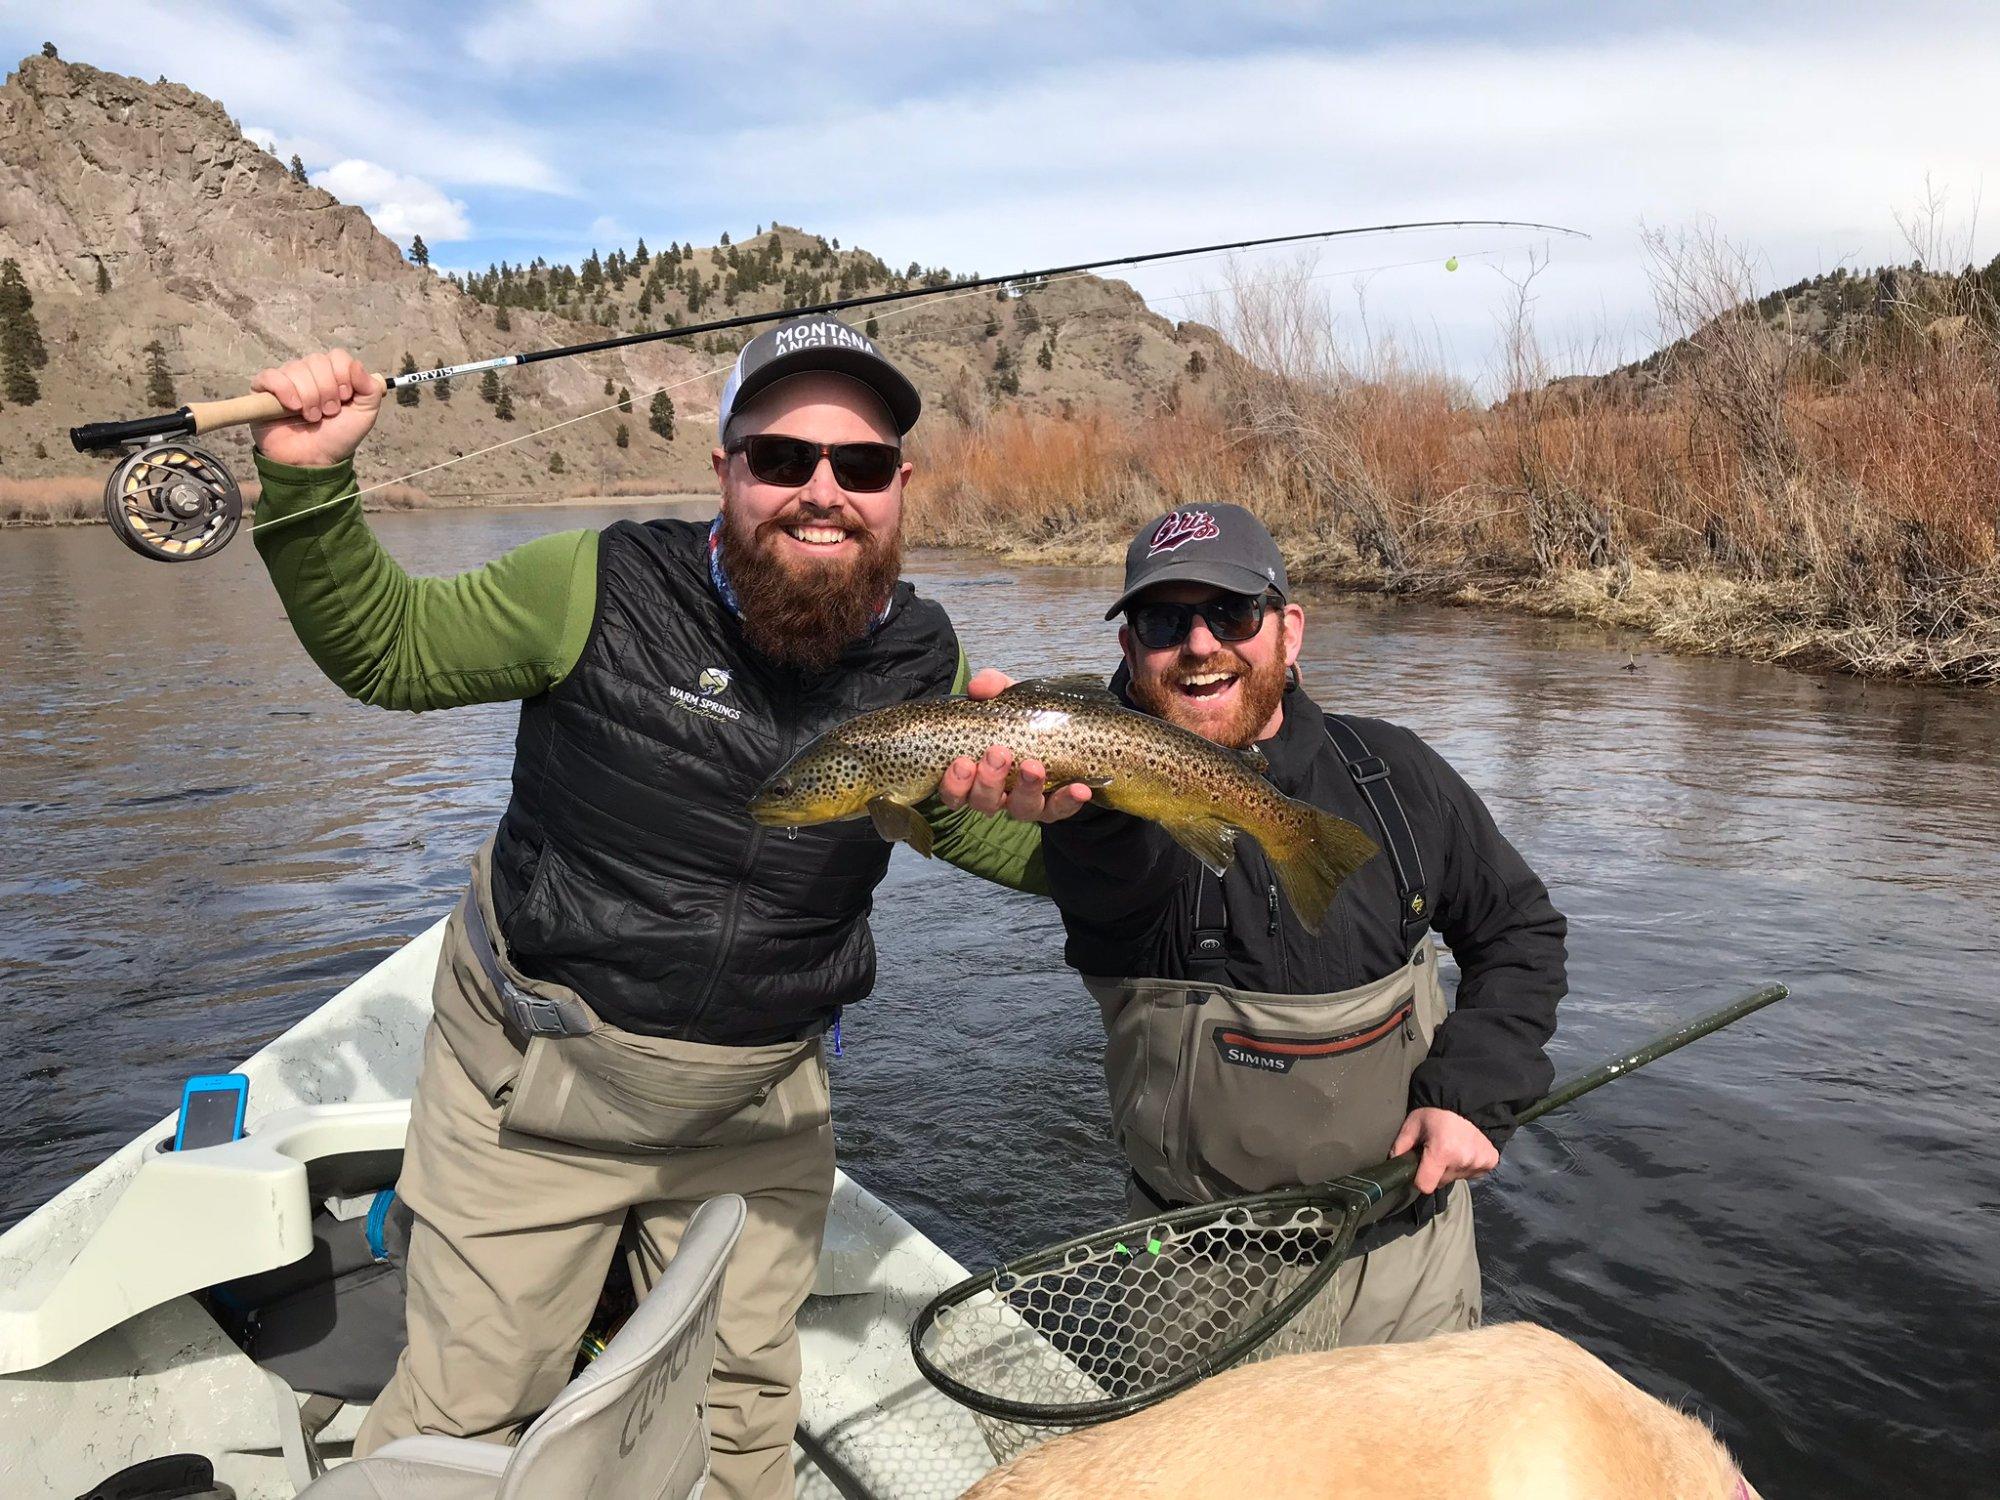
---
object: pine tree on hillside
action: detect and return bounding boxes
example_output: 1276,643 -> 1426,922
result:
615,422 -> 630,448
990,342 -> 1019,397
396,353 -> 421,406
1186,349 -> 1207,378
719,231 -> 731,247
580,251 -> 603,293
649,391 -> 675,441
431,357 -> 452,402
408,234 -> 430,268
494,303 -> 511,332
604,376 -> 616,397
96,259 -> 111,294
549,451 -> 565,474
480,369 -> 500,404
289,154 -> 308,184
494,388 -> 516,422
983,312 -> 1000,337
1037,337 -> 1054,371
865,316 -> 878,337
0,261 -> 47,367
1015,299 -> 1042,334
617,386 -> 633,413
633,238 -> 650,268
143,339 -> 175,408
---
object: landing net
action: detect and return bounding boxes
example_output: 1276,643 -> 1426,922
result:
910,1190 -> 1369,1464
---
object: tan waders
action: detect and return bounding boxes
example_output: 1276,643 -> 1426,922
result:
1092,943 -> 1481,1347
1092,674 -> 1492,1350
357,846 -> 833,1500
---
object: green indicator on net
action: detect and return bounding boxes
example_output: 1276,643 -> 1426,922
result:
1147,1237 -> 1163,1254
1445,255 -> 1460,272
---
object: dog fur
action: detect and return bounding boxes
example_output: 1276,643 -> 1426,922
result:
960,1323 -> 1755,1500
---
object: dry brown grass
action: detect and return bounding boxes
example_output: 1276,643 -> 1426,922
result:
0,476 -> 101,523
907,236 -> 2000,685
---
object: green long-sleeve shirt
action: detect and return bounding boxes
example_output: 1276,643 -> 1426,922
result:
252,452 -> 1047,893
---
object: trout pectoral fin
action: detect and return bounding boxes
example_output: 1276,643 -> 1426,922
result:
1161,816 -> 1238,877
868,796 -> 935,858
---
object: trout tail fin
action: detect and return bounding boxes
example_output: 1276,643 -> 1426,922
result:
1265,802 -> 1380,931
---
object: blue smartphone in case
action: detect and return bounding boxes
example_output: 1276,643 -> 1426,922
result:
174,1073 -> 249,1151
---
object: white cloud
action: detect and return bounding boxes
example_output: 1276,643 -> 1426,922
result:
627,18 -> 2000,380
317,160 -> 473,243
45,0 -> 568,195
588,214 -> 628,243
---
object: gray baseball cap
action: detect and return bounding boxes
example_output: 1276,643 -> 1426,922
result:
1105,504 -> 1289,619
716,316 -> 921,441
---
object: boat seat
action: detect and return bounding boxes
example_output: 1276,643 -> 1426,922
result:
298,1193 -> 744,1500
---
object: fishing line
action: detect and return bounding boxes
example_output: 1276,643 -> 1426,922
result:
75,220 -> 1590,558
295,237 -> 1553,516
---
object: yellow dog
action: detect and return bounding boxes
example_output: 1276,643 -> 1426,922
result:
963,1323 -> 1759,1500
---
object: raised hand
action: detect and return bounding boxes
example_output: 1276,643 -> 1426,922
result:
250,348 -> 383,469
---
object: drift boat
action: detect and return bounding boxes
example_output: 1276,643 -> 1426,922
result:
0,917 -> 1002,1500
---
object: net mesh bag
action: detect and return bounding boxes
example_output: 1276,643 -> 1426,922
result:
914,1197 -> 1361,1465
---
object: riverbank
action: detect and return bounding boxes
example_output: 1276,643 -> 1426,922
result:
916,511 -> 2000,685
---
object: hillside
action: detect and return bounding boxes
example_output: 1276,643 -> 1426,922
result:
0,53 -> 1222,498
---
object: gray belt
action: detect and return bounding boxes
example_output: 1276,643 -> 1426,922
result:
461,888 -> 598,1040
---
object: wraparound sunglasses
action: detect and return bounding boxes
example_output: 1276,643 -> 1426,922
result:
1127,591 -> 1283,650
725,434 -> 903,492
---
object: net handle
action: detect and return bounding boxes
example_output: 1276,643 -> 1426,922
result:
911,981 -> 1789,1425
1337,982 -> 1790,1215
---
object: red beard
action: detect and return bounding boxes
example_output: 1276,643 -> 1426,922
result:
1127,630 -> 1290,748
719,503 -> 904,673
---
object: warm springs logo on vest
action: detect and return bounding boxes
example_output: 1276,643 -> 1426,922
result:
669,666 -> 743,722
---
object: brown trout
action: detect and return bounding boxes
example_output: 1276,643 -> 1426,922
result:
747,676 -> 1379,931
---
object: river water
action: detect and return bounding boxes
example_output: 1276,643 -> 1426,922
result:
2,506 -> 1995,1496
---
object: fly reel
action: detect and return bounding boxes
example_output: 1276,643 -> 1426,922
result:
102,441 -> 242,562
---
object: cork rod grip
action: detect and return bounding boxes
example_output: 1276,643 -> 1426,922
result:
186,391 -> 293,434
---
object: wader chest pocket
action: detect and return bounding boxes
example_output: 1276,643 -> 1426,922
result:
501,1030 -> 828,1152
1184,995 -> 1424,1198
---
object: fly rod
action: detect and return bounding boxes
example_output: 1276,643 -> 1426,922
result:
64,218 -> 1588,560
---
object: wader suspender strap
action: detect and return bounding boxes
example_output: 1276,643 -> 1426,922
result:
1321,715 -> 1431,949
462,884 -> 597,1039
1188,869 -> 1229,980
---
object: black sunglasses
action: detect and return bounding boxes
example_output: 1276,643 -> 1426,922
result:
1127,591 -> 1281,651
725,434 -> 903,493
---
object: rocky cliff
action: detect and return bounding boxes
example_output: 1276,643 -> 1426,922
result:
0,54 -> 1220,498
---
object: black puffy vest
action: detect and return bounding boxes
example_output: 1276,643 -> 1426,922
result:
487,518 -> 960,1043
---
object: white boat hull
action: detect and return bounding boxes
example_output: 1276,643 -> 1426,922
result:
0,919 -> 998,1499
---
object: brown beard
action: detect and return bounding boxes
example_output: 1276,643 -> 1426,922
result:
720,502 -> 904,673
1127,626 -> 1290,748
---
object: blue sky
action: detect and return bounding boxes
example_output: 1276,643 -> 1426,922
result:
11,2 -> 1998,380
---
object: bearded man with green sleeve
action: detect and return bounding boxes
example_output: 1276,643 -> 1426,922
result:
245,323 -> 1063,1500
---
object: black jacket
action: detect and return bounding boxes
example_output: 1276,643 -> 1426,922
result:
488,518 -> 961,1043
1043,680 -> 1567,1146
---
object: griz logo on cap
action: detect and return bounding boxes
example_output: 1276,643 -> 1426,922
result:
772,321 -> 878,357
1148,509 -> 1221,555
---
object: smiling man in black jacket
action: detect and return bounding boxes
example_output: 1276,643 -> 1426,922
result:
940,504 -> 1568,1343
